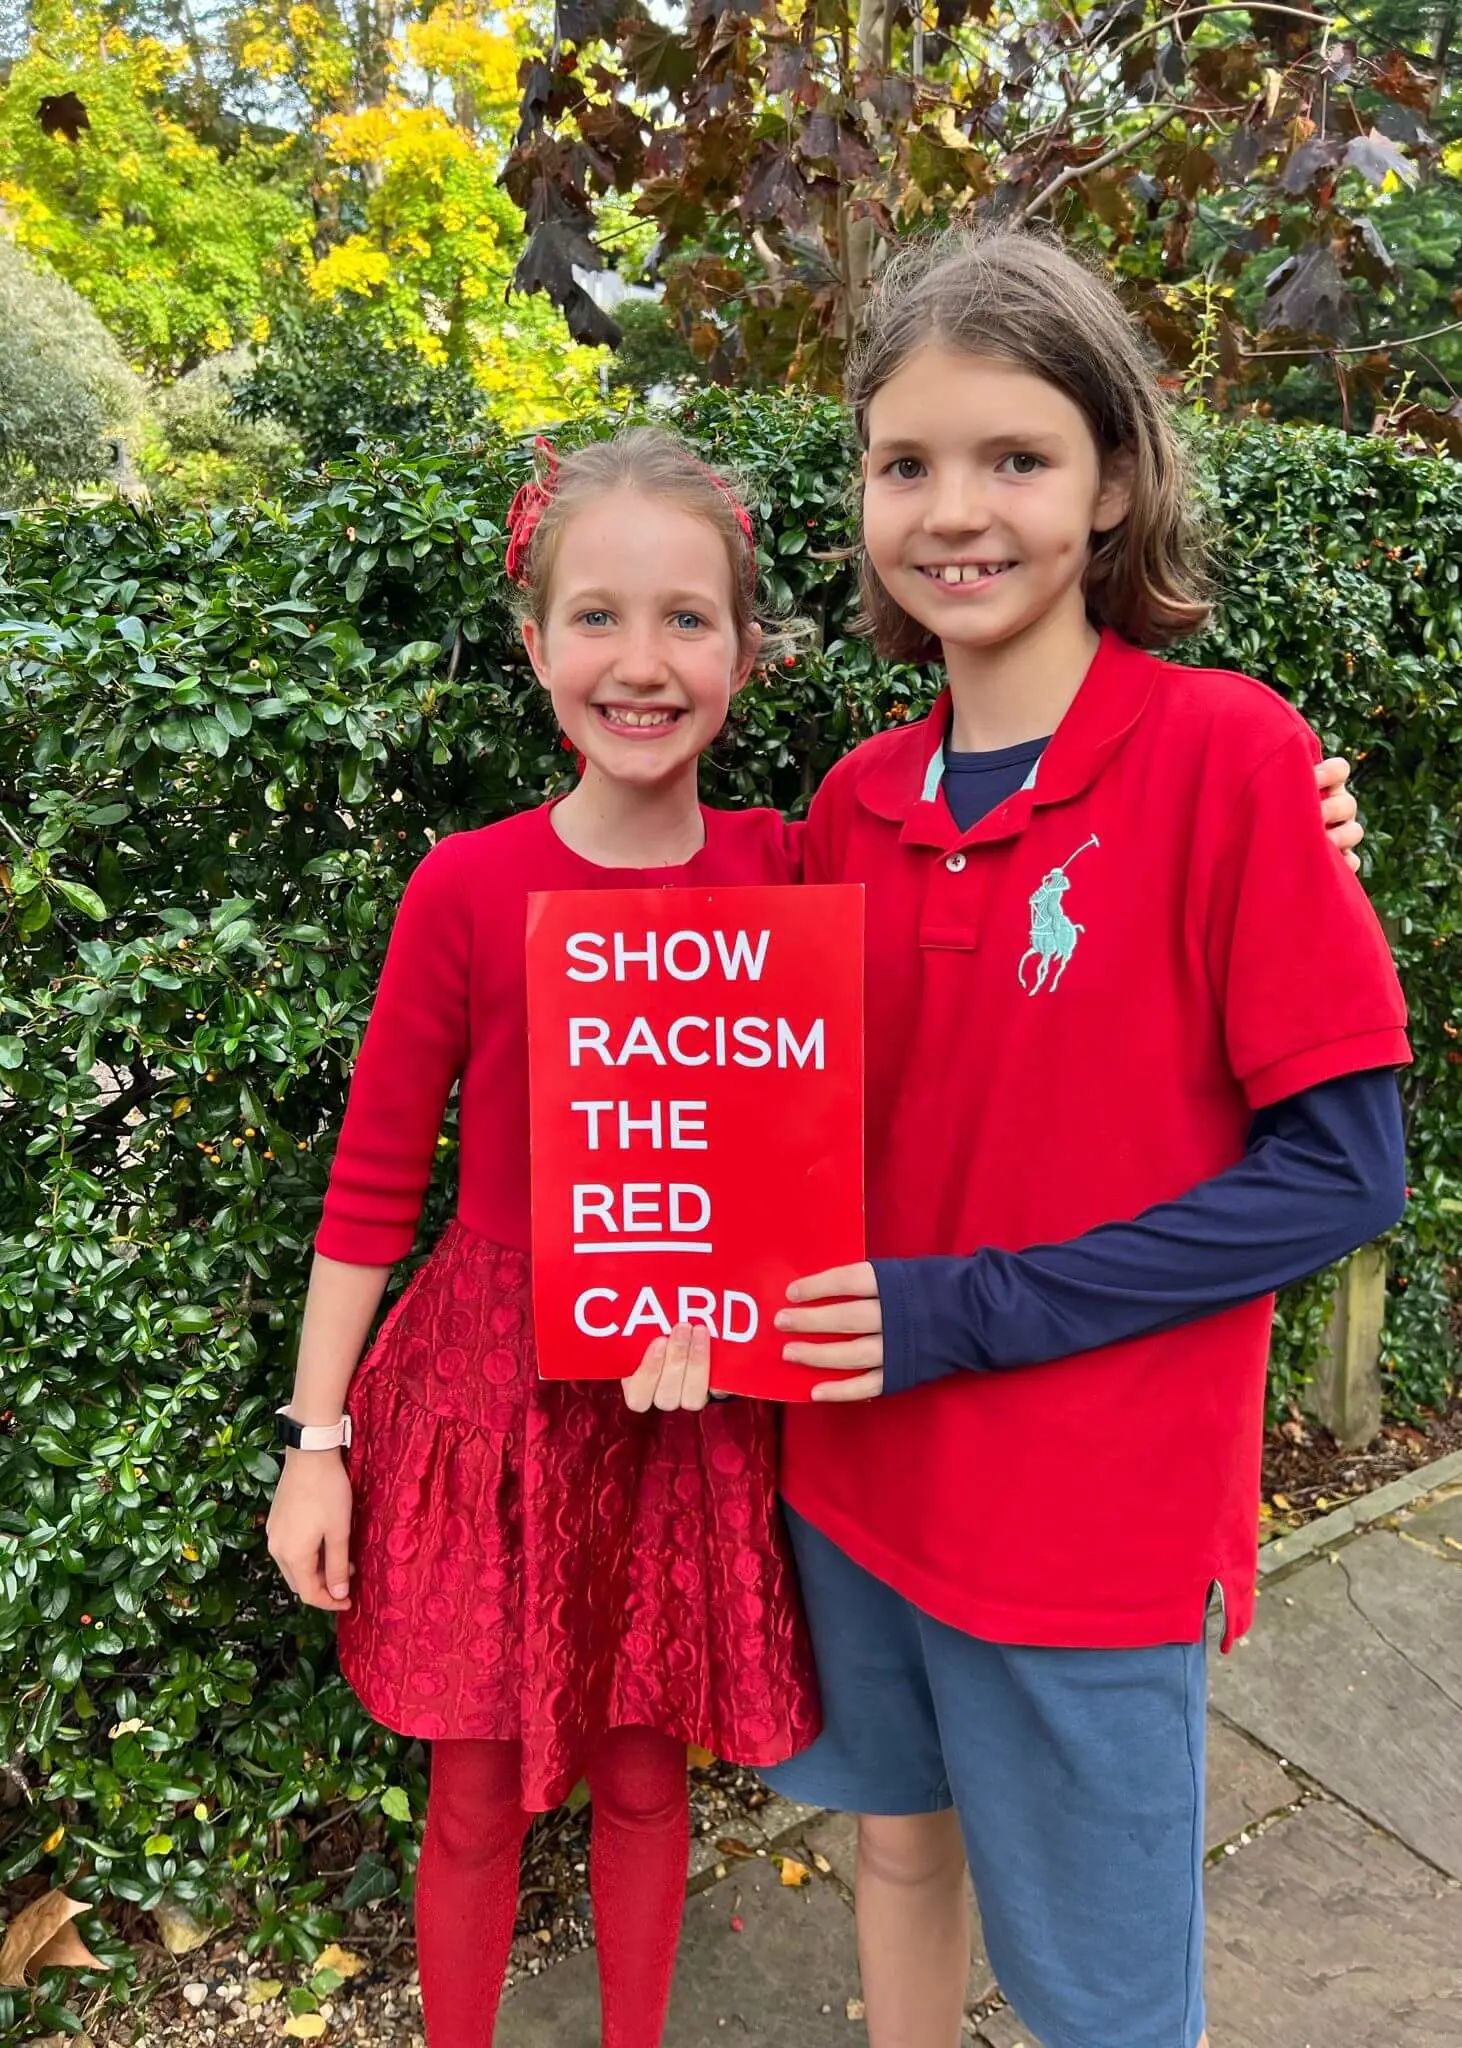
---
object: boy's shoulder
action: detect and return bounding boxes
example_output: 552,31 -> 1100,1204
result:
1144,651 -> 1317,767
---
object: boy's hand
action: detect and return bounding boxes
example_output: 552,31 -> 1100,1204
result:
623,1323 -> 712,1412
777,1263 -> 885,1402
267,1450 -> 355,1611
1317,756 -> 1362,871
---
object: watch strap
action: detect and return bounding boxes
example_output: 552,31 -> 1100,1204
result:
274,1407 -> 352,1451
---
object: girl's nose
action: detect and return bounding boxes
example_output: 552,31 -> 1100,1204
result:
612,633 -> 672,684
925,472 -> 991,535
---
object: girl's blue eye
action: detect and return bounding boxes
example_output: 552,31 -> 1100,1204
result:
579,609 -> 612,627
672,611 -> 706,631
1000,452 -> 1044,476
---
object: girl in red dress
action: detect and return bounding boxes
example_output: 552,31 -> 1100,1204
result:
265,427 -> 820,2047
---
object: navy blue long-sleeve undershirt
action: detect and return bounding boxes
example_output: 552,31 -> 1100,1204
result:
873,739 -> 1408,1397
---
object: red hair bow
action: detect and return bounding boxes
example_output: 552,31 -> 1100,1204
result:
504,438 -> 560,587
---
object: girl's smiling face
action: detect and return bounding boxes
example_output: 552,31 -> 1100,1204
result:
862,348 -> 1132,659
521,486 -> 759,793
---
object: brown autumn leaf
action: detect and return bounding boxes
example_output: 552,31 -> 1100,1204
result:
715,1837 -> 759,1859
0,1891 -> 109,1986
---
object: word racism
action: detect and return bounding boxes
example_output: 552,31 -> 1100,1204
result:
526,886 -> 865,1401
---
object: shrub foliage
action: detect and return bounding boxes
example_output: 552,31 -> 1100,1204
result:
0,393 -> 1458,2029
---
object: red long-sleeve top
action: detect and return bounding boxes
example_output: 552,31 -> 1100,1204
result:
315,802 -> 803,1267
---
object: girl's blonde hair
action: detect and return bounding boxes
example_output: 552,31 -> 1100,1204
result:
846,229 -> 1211,659
511,425 -> 798,666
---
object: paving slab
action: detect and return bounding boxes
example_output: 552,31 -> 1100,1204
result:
1212,1529 -> 1462,1878
498,1861 -> 867,2047
1401,1483 -> 1462,1557
1205,1718 -> 1297,1850
1205,1797 -> 1462,2046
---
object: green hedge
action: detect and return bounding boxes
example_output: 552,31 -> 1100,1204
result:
1,391 -> 1459,2032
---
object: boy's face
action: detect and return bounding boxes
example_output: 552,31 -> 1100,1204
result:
861,348 -> 1131,660
521,487 -> 757,794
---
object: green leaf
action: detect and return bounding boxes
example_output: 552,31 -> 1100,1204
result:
52,879 -> 107,920
144,1833 -> 175,1856
380,1786 -> 412,1824
0,1036 -> 23,1069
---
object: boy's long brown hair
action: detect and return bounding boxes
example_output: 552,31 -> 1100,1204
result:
847,229 -> 1211,660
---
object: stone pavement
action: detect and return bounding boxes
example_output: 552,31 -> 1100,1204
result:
498,1466 -> 1462,2048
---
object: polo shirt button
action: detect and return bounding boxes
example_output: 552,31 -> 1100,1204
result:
945,852 -> 967,873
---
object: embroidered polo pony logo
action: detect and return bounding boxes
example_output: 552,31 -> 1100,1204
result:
1018,836 -> 1099,994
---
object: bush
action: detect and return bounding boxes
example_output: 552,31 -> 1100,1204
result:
0,239 -> 144,506
0,393 -> 1458,2031
232,307 -> 493,469
141,349 -> 301,508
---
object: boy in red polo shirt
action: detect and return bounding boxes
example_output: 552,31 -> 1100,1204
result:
759,232 -> 1409,2048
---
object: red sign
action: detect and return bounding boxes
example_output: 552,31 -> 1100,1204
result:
526,884 -> 865,1400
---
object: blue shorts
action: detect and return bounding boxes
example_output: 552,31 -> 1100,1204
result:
764,1509 -> 1207,2048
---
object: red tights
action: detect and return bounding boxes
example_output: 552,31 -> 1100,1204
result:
415,1728 -> 690,2047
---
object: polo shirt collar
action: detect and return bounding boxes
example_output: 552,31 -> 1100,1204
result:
857,629 -> 1162,851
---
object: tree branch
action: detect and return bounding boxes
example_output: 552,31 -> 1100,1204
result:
1243,317 -> 1462,359
1020,109 -> 1178,220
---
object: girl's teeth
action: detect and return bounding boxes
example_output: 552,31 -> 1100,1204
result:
603,708 -> 676,727
936,564 -> 1007,584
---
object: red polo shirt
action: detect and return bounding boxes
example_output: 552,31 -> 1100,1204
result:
779,631 -> 1409,1650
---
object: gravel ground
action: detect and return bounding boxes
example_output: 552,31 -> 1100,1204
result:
1260,1393 -> 1462,1531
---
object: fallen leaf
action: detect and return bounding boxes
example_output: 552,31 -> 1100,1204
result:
811,1851 -> 832,1875
41,1826 -> 65,1854
314,1943 -> 368,1979
846,1996 -> 866,2020
245,1979 -> 284,2006
282,2018 -> 327,2040
0,1891 -> 109,1986
715,1838 -> 758,1860
109,1718 -> 146,1739
778,1856 -> 811,1887
152,1897 -> 210,1956
686,1745 -> 717,1770
1272,1493 -> 1292,1511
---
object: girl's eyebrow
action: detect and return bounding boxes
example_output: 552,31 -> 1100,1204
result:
560,585 -> 725,609
872,426 -> 1071,458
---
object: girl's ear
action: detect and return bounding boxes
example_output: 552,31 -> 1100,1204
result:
731,621 -> 763,696
1093,449 -> 1135,536
520,615 -> 552,691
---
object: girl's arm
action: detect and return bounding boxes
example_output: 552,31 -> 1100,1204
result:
267,836 -> 475,1605
267,1254 -> 391,1610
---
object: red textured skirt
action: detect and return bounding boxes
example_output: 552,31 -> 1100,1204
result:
337,1220 -> 821,1808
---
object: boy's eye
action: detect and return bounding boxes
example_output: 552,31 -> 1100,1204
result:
999,452 -> 1044,476
577,609 -> 613,628
887,456 -> 925,481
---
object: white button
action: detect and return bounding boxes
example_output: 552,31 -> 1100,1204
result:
945,852 -> 967,873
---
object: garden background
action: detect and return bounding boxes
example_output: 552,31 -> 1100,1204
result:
2,0 -> 1462,2035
